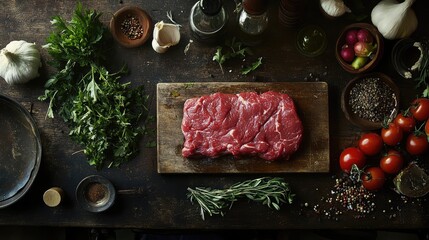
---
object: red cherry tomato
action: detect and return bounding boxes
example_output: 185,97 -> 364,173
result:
406,133 -> 429,155
358,133 -> 383,156
381,123 -> 403,146
339,147 -> 366,173
380,149 -> 404,174
394,113 -> 416,133
410,98 -> 429,122
362,167 -> 386,191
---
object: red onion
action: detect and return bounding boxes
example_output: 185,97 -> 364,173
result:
357,29 -> 373,43
354,42 -> 376,57
345,29 -> 358,46
340,44 -> 355,63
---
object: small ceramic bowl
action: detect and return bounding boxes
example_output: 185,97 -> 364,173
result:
110,6 -> 152,48
341,72 -> 400,130
76,175 -> 116,213
335,23 -> 383,74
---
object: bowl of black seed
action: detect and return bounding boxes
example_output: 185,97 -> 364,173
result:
341,72 -> 400,130
110,6 -> 153,48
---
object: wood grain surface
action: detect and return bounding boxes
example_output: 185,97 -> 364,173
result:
157,82 -> 329,173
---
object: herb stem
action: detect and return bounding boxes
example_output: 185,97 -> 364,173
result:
187,177 -> 294,220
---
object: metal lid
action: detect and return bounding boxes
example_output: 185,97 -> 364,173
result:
199,0 -> 222,16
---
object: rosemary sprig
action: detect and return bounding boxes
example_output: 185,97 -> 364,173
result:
187,177 -> 294,220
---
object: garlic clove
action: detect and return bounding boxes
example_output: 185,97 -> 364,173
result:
320,0 -> 351,18
152,21 -> 180,53
152,39 -> 169,53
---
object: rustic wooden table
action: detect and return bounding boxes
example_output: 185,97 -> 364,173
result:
0,0 -> 428,229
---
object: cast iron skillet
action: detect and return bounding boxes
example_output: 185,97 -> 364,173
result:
0,94 -> 41,208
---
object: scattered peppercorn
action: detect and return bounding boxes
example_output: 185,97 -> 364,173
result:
121,15 -> 144,40
349,77 -> 396,123
313,176 -> 376,220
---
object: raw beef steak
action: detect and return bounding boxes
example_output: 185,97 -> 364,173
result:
181,91 -> 303,161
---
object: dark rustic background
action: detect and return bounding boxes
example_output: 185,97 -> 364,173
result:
0,0 -> 428,230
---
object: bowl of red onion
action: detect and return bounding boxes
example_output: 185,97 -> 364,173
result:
336,23 -> 383,74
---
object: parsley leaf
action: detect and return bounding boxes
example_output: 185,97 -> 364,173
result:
39,3 -> 148,169
212,38 -> 261,75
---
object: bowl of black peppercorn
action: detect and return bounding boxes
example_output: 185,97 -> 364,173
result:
110,6 -> 153,48
341,72 -> 400,130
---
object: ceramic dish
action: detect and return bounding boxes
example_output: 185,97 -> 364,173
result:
335,23 -> 383,74
110,6 -> 152,48
341,72 -> 400,130
76,175 -> 116,212
0,94 -> 42,208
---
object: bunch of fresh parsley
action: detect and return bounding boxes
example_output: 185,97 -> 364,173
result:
39,3 -> 147,169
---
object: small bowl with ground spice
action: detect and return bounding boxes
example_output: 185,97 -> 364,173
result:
341,72 -> 400,130
76,175 -> 116,212
110,6 -> 152,48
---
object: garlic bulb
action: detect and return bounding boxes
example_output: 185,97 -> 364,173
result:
320,0 -> 351,17
152,21 -> 180,53
0,40 -> 42,85
371,0 -> 418,40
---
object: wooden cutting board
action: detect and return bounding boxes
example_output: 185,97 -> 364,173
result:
157,82 -> 330,174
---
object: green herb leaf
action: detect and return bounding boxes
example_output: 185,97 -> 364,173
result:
242,57 -> 263,75
213,47 -> 226,74
213,38 -> 261,75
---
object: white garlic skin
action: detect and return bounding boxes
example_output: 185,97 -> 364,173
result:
0,40 -> 42,85
320,0 -> 351,17
152,21 -> 181,53
371,0 -> 418,40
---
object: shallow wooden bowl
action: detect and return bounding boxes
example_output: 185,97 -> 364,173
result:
110,6 -> 152,48
341,72 -> 400,130
336,23 -> 384,74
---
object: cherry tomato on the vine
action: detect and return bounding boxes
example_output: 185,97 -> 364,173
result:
394,112 -> 416,133
380,149 -> 404,174
410,98 -> 429,122
381,123 -> 403,146
361,167 -> 386,191
406,133 -> 429,155
358,133 -> 383,156
339,147 -> 366,173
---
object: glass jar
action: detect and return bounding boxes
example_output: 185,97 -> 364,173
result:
296,25 -> 327,57
237,0 -> 269,45
189,0 -> 228,44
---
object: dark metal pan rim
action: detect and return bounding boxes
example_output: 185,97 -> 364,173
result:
0,94 -> 42,208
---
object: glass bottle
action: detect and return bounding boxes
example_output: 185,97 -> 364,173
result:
238,0 -> 269,46
189,0 -> 228,44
